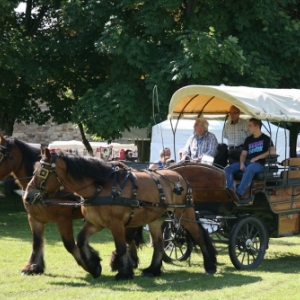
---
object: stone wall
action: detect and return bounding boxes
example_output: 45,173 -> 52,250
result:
13,121 -> 82,146
12,119 -> 150,162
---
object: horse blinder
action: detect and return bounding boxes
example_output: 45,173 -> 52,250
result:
38,162 -> 64,192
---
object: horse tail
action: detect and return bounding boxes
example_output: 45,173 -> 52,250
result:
132,226 -> 145,248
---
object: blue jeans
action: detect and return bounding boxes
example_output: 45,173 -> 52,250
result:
225,160 -> 264,195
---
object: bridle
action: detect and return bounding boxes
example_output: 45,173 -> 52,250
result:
26,154 -> 66,204
0,144 -> 16,169
36,159 -> 65,192
26,154 -> 96,206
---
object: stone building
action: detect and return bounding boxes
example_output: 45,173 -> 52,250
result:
13,120 -> 150,160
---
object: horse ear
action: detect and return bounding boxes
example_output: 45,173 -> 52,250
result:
45,148 -> 51,159
0,134 -> 6,143
40,146 -> 45,156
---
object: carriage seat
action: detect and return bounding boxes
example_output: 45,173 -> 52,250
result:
280,158 -> 300,184
233,154 -> 279,181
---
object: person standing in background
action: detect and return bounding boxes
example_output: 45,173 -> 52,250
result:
149,147 -> 172,170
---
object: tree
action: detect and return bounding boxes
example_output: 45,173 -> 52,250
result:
73,0 -> 300,152
1,0 -> 300,155
69,0 -> 300,151
0,1 -> 62,135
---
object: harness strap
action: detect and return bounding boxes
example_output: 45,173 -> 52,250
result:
109,163 -> 139,226
82,196 -> 141,207
124,207 -> 135,227
111,170 -> 119,198
81,195 -> 192,208
185,180 -> 193,206
110,163 -> 138,199
148,169 -> 184,195
143,169 -> 166,206
128,171 -> 138,199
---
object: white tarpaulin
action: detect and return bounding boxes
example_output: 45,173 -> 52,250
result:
150,119 -> 289,163
168,85 -> 300,122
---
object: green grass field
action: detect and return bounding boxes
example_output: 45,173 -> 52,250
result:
1,191 -> 300,299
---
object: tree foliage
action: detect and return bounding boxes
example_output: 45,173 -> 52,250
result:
1,0 -> 300,154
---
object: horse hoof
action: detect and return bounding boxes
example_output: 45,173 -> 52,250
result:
142,267 -> 161,277
91,265 -> 102,278
115,272 -> 133,281
205,268 -> 217,275
21,264 -> 44,276
141,272 -> 155,278
21,269 -> 44,276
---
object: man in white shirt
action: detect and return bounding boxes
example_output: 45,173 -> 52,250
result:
181,116 -> 218,162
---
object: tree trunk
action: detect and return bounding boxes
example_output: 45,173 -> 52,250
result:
289,125 -> 299,158
0,113 -> 15,136
77,122 -> 93,156
184,0 -> 198,18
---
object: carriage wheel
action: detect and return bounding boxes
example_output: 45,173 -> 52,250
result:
229,215 -> 269,270
162,220 -> 193,263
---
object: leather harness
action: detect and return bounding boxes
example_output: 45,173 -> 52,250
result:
29,158 -> 193,226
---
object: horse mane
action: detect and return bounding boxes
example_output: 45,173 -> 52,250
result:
8,138 -> 41,176
56,151 -> 126,185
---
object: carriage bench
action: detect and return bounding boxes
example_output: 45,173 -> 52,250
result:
278,158 -> 300,186
233,154 -> 279,182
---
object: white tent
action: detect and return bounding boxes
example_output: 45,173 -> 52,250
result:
48,140 -> 137,159
150,119 -> 289,163
27,142 -> 41,149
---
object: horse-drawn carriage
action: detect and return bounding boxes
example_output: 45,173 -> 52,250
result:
161,85 -> 300,269
2,85 -> 300,280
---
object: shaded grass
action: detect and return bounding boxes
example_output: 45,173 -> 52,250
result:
0,186 -> 24,212
1,203 -> 300,299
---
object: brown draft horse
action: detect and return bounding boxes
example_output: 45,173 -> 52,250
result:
24,148 -> 217,280
0,135 -> 87,274
0,136 -> 143,276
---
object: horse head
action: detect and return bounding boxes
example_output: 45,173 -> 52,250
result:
0,135 -> 15,178
0,135 -> 41,188
23,147 -> 110,204
23,148 -> 66,204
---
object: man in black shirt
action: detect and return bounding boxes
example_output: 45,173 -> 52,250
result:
225,118 -> 276,204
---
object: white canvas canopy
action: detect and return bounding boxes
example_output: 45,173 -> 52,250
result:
150,119 -> 290,163
168,85 -> 300,122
